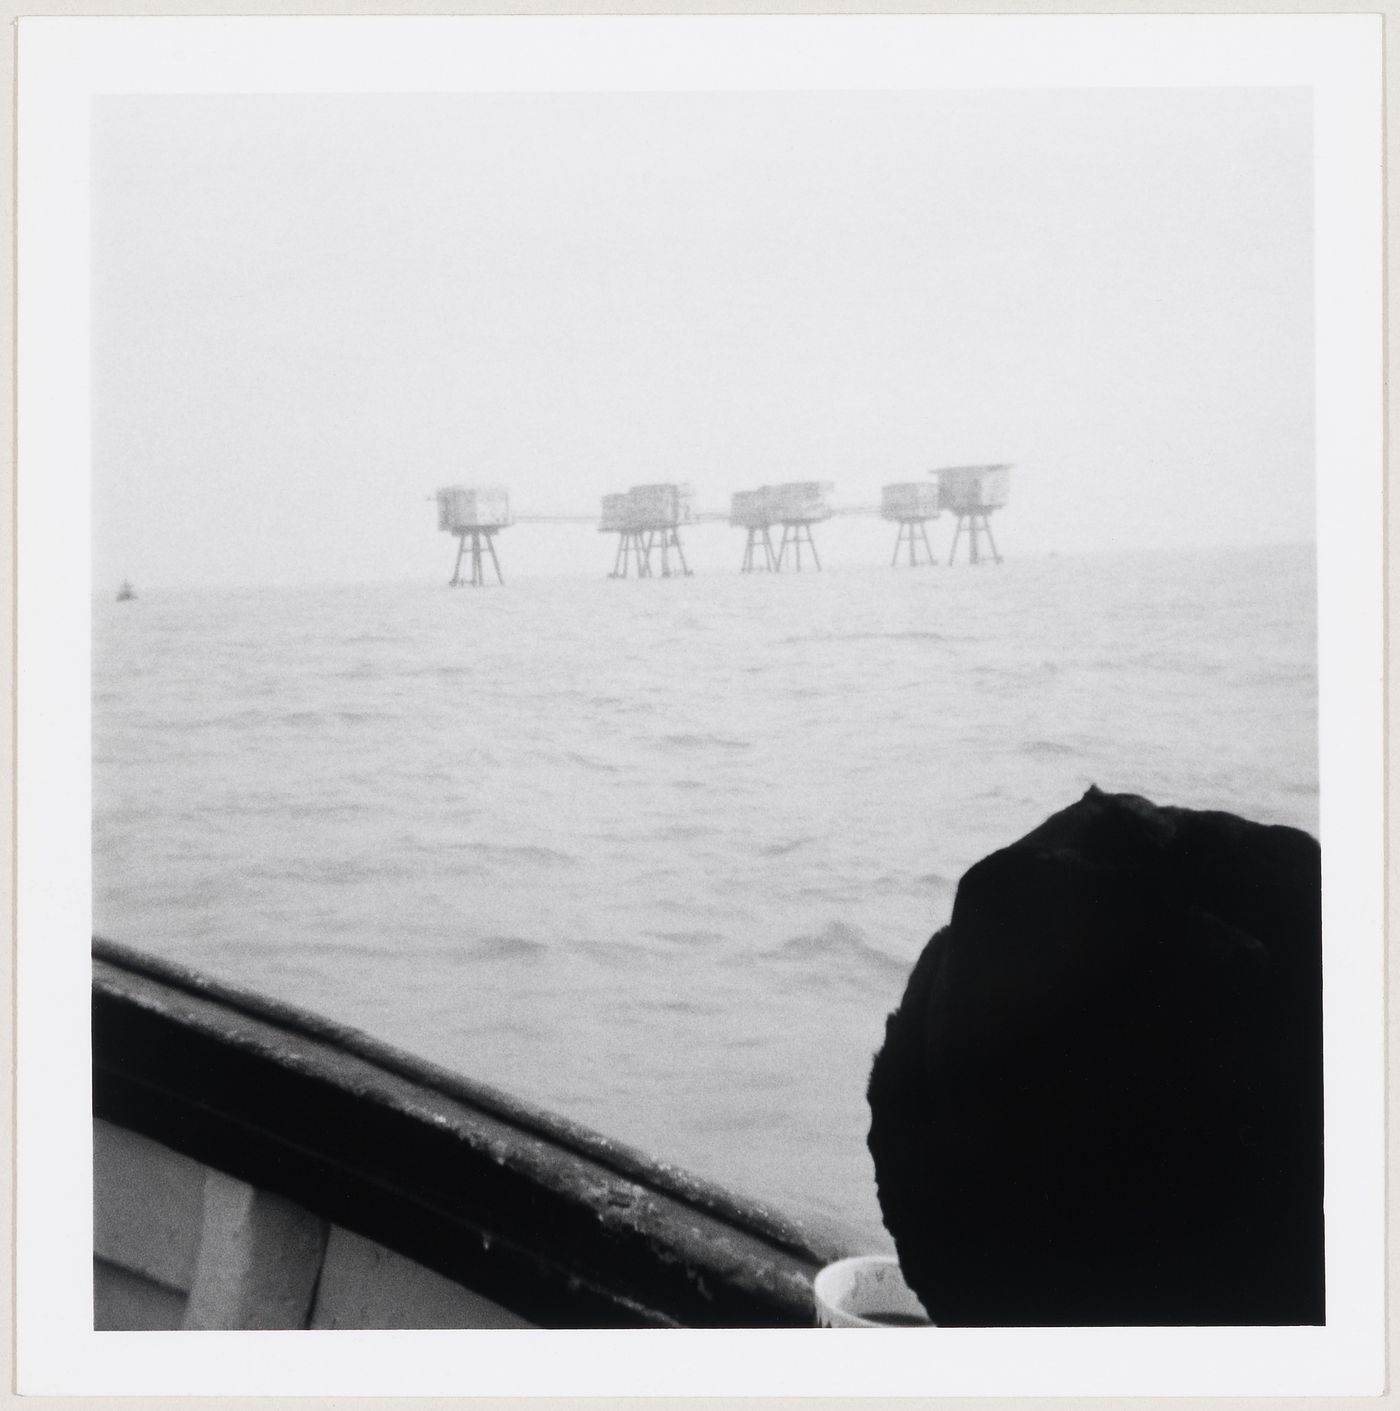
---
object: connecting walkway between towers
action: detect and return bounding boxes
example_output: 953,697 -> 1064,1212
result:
432,465 -> 1010,584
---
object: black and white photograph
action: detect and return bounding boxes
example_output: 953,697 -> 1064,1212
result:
14,12 -> 1386,1399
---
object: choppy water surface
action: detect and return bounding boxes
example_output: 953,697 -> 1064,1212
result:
93,545 -> 1317,1250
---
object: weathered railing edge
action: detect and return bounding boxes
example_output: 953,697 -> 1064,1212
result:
93,937 -> 854,1327
93,936 -> 845,1265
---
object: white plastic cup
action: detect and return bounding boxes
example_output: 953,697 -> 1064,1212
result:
813,1254 -> 933,1328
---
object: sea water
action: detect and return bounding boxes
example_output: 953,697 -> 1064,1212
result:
92,544 -> 1318,1251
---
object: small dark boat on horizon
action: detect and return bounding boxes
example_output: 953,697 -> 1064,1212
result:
116,581 -> 136,602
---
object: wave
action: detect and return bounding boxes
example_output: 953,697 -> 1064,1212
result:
915,869 -> 955,891
645,928 -> 727,946
1235,666 -> 1316,688
757,836 -> 817,858
635,994 -> 718,1017
659,732 -> 753,751
145,707 -> 273,730
774,919 -> 910,979
1020,739 -> 1080,758
244,707 -> 392,729
476,933 -> 550,962
866,869 -> 954,902
780,630 -> 947,646
654,821 -> 719,841
970,661 -> 1061,683
275,932 -> 551,963
563,751 -> 623,773
255,936 -> 468,962
473,841 -> 578,867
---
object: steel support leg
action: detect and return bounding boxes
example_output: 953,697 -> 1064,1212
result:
982,514 -> 1001,564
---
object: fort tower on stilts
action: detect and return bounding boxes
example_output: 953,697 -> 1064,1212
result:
769,482 -> 834,572
601,484 -> 694,579
937,464 -> 1010,566
730,490 -> 778,573
881,482 -> 941,567
437,486 -> 511,586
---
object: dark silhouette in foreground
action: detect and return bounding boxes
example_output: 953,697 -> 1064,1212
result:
867,787 -> 1323,1326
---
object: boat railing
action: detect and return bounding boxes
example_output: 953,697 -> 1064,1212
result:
93,935 -> 850,1329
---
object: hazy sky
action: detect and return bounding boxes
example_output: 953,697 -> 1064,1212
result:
93,88 -> 1313,587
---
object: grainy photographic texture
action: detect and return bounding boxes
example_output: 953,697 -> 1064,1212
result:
90,86 -> 1318,1331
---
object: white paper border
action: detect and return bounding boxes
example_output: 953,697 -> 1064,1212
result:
15,13 -> 1385,1397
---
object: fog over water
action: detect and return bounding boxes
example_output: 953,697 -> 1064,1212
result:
93,88 -> 1312,589
93,544 -> 1318,1248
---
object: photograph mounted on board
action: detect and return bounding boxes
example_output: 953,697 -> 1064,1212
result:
13,12 -> 1383,1401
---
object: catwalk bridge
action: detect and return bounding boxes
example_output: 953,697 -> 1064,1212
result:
434,466 -> 1010,587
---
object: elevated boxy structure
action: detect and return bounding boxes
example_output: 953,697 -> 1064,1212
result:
437,486 -> 511,586
601,483 -> 695,579
730,489 -> 778,573
600,492 -> 644,578
935,464 -> 1010,566
728,483 -> 834,572
767,482 -> 834,572
881,482 -> 941,568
